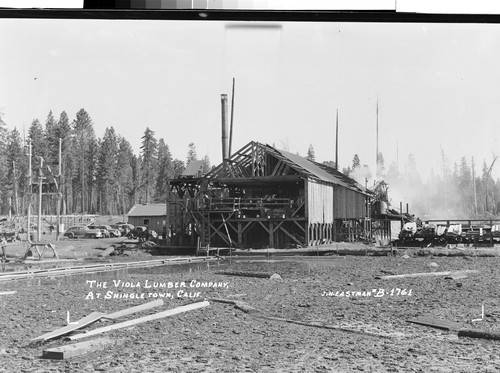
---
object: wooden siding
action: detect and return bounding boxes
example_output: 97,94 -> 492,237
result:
307,179 -> 334,224
333,185 -> 367,219
307,179 -> 367,224
128,216 -> 165,233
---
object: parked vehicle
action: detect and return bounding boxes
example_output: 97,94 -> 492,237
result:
64,226 -> 103,239
89,225 -> 121,238
111,223 -> 134,236
126,226 -> 147,240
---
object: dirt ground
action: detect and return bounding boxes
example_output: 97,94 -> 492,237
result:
1,238 -> 500,372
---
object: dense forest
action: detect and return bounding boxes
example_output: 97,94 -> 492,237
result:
1,109 -> 499,220
342,151 -> 500,220
0,108 -> 210,217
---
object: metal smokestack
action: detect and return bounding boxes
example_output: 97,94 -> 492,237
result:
221,94 -> 229,166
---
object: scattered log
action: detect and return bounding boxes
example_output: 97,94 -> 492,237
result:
102,299 -> 164,321
209,297 -> 239,305
209,297 -> 260,314
215,270 -> 276,279
377,270 -> 479,280
30,312 -> 105,343
234,301 -> 260,314
97,245 -> 115,257
66,301 -> 210,341
0,291 -> 17,295
255,315 -> 391,339
42,337 -> 117,360
407,316 -> 464,331
458,328 -> 500,341
226,293 -> 247,298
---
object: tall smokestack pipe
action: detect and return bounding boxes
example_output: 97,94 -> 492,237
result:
221,94 -> 229,166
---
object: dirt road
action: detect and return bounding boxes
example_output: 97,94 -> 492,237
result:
1,242 -> 499,372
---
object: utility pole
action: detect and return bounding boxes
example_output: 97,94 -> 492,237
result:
472,157 -> 477,217
26,140 -> 32,242
335,109 -> 339,170
38,156 -> 44,242
57,138 -> 62,240
376,98 -> 379,178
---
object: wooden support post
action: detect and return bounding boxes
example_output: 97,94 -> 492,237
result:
237,221 -> 242,247
269,221 -> 274,248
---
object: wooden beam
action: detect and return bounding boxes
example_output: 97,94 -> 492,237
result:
279,225 -> 304,245
458,328 -> 500,341
271,220 -> 285,233
42,337 -> 117,360
209,298 -> 260,314
0,291 -> 17,295
271,160 -> 283,176
102,299 -> 164,321
255,315 -> 391,339
407,316 -> 464,331
97,245 -> 115,257
257,220 -> 271,234
215,270 -> 275,278
377,270 -> 479,280
67,301 -> 210,341
292,219 -> 306,233
31,312 -> 105,343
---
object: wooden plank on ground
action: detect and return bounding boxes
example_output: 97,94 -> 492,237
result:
378,270 -> 479,280
458,328 -> 500,341
0,291 -> 17,295
209,297 -> 260,314
255,315 -> 391,339
102,299 -> 164,320
30,312 -> 105,343
407,316 -> 464,331
215,270 -> 274,278
42,337 -> 116,360
67,301 -> 210,341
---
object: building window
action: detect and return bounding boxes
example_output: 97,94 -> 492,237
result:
144,219 -> 149,225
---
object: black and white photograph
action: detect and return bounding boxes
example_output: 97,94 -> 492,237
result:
1,3 -> 500,372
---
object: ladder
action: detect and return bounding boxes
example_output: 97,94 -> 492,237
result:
201,210 -> 210,246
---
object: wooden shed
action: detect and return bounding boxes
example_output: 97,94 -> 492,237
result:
168,141 -> 372,249
126,204 -> 167,234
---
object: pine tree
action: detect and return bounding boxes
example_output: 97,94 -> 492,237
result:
96,127 -> 119,214
0,113 -> 8,214
187,142 -> 197,163
28,118 -> 46,167
352,154 -> 360,170
458,157 -> 473,216
306,145 -> 315,161
5,128 -> 25,215
140,127 -> 158,204
116,136 -> 135,213
172,159 -> 185,178
57,111 -> 73,214
201,154 -> 211,175
155,138 -> 173,201
72,108 -> 96,213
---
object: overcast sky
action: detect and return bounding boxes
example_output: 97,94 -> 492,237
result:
1,18 -> 499,181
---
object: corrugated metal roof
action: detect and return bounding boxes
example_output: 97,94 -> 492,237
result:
127,204 -> 166,217
268,146 -> 370,194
